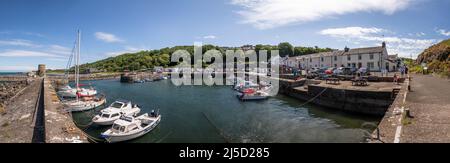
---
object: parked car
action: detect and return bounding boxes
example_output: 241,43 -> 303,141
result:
357,67 -> 370,76
325,67 -> 336,75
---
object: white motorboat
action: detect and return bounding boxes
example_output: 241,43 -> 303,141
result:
234,80 -> 259,91
63,96 -> 106,112
101,111 -> 161,143
237,88 -> 269,101
92,100 -> 141,125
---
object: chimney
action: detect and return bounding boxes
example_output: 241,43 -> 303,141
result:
382,42 -> 386,48
344,46 -> 350,52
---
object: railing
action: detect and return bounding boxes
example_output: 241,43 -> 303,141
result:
31,78 -> 46,143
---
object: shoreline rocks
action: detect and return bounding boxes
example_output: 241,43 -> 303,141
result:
0,81 -> 28,105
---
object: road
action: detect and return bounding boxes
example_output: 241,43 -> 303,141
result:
401,74 -> 450,142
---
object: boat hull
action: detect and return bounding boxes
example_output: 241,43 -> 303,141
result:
105,118 -> 161,143
65,99 -> 106,112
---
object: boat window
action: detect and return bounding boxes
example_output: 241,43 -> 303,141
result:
111,102 -> 123,109
112,113 -> 120,117
112,124 -> 121,131
120,126 -> 126,132
102,114 -> 110,118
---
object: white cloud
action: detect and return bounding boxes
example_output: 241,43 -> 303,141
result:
47,45 -> 72,56
436,29 -> 450,36
319,27 -> 386,38
0,65 -> 35,71
203,35 -> 217,39
95,32 -> 124,43
0,50 -> 61,57
0,39 -> 41,47
23,32 -> 45,38
319,26 -> 436,58
230,0 -> 413,29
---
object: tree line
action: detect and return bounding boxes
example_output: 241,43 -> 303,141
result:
79,42 -> 332,72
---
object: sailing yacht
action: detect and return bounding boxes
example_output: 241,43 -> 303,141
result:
63,30 -> 106,112
57,36 -> 98,98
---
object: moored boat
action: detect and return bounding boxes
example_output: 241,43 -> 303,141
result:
92,100 -> 141,125
101,111 -> 161,143
237,88 -> 269,101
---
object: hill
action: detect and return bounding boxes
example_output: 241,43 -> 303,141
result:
415,39 -> 450,76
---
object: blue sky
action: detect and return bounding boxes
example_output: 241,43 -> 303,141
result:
1,0 -> 449,71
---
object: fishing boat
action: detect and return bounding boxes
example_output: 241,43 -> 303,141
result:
237,88 -> 269,101
100,111 -> 161,143
92,100 -> 141,125
63,30 -> 106,112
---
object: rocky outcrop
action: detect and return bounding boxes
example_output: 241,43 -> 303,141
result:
416,39 -> 450,64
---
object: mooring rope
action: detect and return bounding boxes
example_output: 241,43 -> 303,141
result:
67,110 -> 104,143
202,112 -> 230,143
297,87 -> 328,108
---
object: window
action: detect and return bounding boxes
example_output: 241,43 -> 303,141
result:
347,55 -> 351,61
358,54 -> 362,60
111,102 -> 123,109
367,62 -> 374,69
321,64 -> 323,67
102,114 -> 110,118
112,113 -> 120,117
303,58 -> 305,61
310,58 -> 312,62
347,63 -> 351,67
334,56 -> 337,61
370,54 -> 374,60
321,57 -> 324,62
334,64 -> 337,67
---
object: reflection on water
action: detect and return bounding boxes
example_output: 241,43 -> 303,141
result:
72,79 -> 380,143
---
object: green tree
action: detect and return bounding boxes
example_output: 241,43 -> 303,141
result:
278,42 -> 294,57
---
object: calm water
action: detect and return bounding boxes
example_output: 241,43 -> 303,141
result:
72,79 -> 380,143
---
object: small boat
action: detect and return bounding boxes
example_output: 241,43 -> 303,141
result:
134,80 -> 145,83
57,85 -> 78,97
144,78 -> 153,82
237,88 -> 269,101
234,81 -> 259,91
77,88 -> 97,97
92,100 -> 141,125
101,111 -> 161,143
63,96 -> 106,112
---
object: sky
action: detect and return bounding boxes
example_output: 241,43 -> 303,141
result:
0,0 -> 449,72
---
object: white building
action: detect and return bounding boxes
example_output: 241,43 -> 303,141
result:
285,42 -> 398,72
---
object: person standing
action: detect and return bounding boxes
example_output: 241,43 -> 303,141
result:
400,66 -> 405,78
405,66 -> 409,75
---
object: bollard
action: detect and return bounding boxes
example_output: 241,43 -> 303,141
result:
406,109 -> 414,118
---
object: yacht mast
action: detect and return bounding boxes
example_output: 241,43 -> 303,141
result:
76,30 -> 81,101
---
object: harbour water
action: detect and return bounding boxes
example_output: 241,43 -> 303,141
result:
72,79 -> 380,143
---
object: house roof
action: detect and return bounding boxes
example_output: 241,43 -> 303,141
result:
343,46 -> 384,55
290,46 -> 385,60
